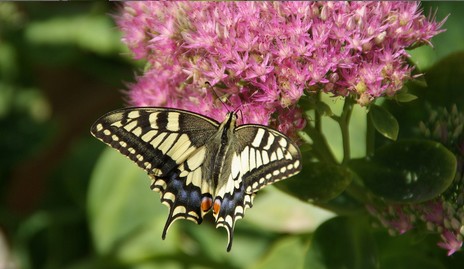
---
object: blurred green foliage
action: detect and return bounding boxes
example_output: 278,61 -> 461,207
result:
1,2 -> 464,269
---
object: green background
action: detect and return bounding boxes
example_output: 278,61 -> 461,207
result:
1,2 -> 463,268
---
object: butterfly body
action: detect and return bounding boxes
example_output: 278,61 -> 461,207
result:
91,107 -> 301,251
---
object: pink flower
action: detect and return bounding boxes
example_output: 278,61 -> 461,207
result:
117,1 -> 444,135
245,54 -> 274,82
438,230 -> 463,256
388,207 -> 414,234
421,200 -> 445,225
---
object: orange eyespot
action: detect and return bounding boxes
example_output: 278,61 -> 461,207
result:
201,196 -> 212,212
213,199 -> 221,215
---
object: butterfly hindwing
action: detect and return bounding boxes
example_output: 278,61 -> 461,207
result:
91,107 -> 219,231
149,149 -> 210,238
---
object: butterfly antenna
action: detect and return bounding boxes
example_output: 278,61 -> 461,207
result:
205,82 -> 230,112
233,86 -> 259,119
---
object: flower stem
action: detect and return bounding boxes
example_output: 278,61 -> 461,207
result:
304,124 -> 337,165
338,97 -> 354,165
315,91 -> 322,132
366,107 -> 375,156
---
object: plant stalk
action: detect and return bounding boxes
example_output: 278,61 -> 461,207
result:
339,97 -> 354,165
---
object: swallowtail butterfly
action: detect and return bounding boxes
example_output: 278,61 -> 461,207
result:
91,107 -> 302,251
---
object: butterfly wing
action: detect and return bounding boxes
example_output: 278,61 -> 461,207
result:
236,125 -> 302,192
214,125 -> 302,251
91,107 -> 220,237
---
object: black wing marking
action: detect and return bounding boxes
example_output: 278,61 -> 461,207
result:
90,107 -> 219,236
214,125 -> 302,251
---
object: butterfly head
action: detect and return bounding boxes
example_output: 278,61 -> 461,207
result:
220,112 -> 239,134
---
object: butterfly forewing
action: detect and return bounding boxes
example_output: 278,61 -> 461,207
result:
91,107 -> 219,174
91,107 -> 302,251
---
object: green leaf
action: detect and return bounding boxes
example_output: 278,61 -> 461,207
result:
245,187 -> 335,233
368,104 -> 399,141
87,148 -> 178,256
305,216 -> 379,269
276,161 -> 353,203
25,14 -> 123,55
420,52 -> 464,110
381,52 -> 464,144
349,140 -> 456,203
395,92 -> 418,103
381,254 -> 447,269
183,219 -> 269,268
373,230 -> 448,269
251,236 -> 306,269
318,191 -> 364,215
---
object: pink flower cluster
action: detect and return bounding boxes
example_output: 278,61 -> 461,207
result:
368,200 -> 463,256
117,2 -> 443,135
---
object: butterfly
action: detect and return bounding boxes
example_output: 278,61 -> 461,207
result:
91,107 -> 302,251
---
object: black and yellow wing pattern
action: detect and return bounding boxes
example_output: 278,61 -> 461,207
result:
91,107 -> 302,251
